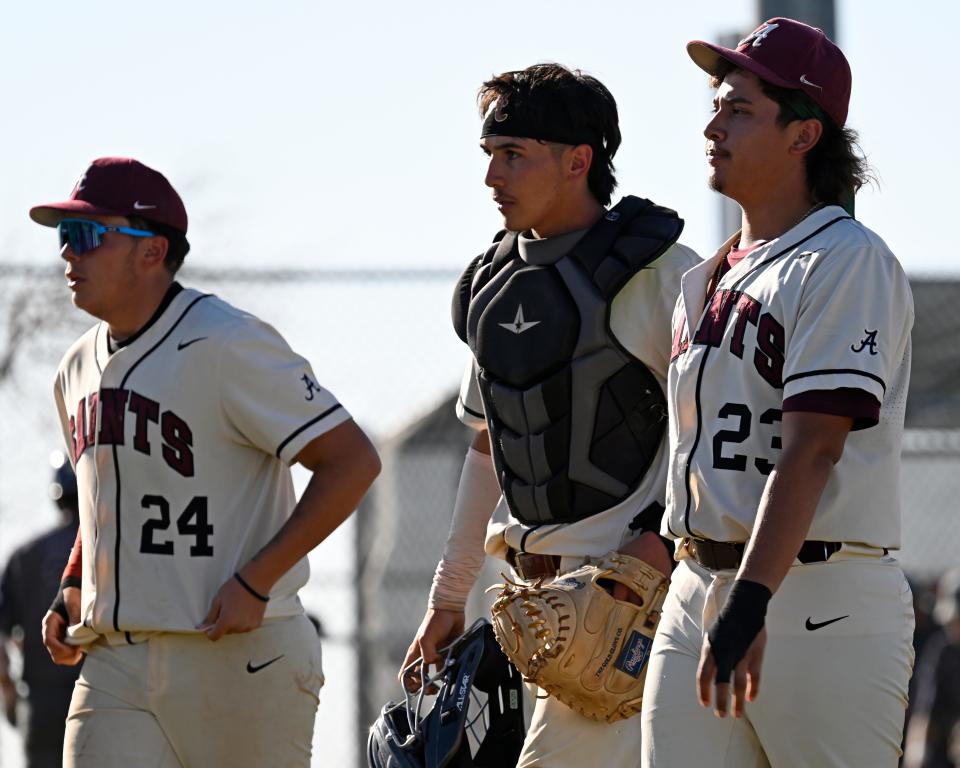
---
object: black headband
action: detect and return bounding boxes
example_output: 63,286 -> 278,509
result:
479,95 -> 588,146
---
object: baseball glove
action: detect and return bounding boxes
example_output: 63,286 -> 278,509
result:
489,551 -> 669,723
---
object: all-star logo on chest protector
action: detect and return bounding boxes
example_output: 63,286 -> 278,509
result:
499,305 -> 540,335
452,196 -> 683,525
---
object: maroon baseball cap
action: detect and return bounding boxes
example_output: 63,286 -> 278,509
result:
687,17 -> 852,127
30,157 -> 188,233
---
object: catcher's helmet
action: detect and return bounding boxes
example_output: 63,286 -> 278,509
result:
367,619 -> 525,768
48,450 -> 77,510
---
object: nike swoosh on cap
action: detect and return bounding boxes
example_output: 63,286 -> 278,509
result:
133,201 -> 157,210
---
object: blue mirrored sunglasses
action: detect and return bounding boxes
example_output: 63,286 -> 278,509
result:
57,218 -> 155,256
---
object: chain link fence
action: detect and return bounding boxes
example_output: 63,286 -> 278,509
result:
0,263 -> 465,768
1,266 -> 958,767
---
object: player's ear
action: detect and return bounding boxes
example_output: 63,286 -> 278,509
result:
140,235 -> 169,270
566,143 -> 594,181
788,118 -> 824,157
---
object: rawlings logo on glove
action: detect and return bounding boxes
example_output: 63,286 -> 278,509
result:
489,551 -> 669,723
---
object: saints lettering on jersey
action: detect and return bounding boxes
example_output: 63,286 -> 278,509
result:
671,288 -> 785,478
68,389 -> 194,476
673,289 -> 786,389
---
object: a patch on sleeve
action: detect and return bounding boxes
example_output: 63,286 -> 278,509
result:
849,328 -> 879,356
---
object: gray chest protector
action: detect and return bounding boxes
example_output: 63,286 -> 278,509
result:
452,196 -> 683,525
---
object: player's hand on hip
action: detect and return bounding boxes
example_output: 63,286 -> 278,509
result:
399,608 -> 465,692
198,575 -> 269,641
611,531 -> 672,604
41,609 -> 84,666
697,627 -> 766,718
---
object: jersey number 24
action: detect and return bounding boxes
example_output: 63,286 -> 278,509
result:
139,495 -> 214,557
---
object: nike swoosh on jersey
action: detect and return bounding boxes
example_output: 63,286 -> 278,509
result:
804,615 -> 849,631
246,654 -> 285,674
177,337 -> 208,351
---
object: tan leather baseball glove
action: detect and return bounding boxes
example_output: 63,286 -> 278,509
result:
489,551 -> 670,723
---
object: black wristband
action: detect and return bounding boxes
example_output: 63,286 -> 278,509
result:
49,576 -> 83,622
707,579 -> 772,683
234,572 -> 269,603
49,589 -> 69,622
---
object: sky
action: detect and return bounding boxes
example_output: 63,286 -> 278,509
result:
1,0 -> 957,275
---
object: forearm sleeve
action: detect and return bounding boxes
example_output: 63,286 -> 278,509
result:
61,527 -> 82,584
428,447 -> 501,610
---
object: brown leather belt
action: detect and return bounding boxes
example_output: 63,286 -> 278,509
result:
506,549 -> 563,581
683,538 -> 843,571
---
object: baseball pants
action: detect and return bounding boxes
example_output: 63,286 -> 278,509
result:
63,614 -> 324,768
641,552 -> 915,768
513,554 -> 643,768
517,680 -> 643,768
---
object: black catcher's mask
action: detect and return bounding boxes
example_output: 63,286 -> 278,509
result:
367,619 -> 525,768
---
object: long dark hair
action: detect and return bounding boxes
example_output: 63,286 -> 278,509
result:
711,61 -> 873,209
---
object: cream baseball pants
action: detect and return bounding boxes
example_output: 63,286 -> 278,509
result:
641,554 -> 915,768
63,614 -> 323,768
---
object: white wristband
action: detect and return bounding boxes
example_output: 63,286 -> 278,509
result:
428,447 -> 501,610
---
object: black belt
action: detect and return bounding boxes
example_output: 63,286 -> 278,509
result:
506,549 -> 563,581
684,538 -> 843,571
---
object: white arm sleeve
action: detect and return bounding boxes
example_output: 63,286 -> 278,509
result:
455,357 -> 486,428
428,447 -> 502,610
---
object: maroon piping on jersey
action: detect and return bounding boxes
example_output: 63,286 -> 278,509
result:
676,215 -> 848,539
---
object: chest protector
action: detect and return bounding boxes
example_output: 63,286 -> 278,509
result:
452,196 -> 683,525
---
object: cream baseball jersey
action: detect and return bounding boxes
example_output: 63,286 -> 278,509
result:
665,206 -> 913,547
457,231 -> 701,557
53,286 -> 350,640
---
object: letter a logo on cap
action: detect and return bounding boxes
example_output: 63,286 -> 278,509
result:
739,22 -> 779,48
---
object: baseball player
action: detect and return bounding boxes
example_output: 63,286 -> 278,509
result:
904,568 -> 960,768
0,454 -> 82,767
640,18 -> 915,767
399,63 -> 700,767
34,157 -> 381,767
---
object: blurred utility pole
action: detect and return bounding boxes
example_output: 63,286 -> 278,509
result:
759,0 -> 835,39
714,0 -> 836,242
